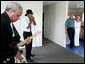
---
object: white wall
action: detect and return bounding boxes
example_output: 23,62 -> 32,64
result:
44,1 -> 68,47
1,1 -> 43,47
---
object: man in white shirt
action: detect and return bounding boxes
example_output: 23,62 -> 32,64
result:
22,9 -> 36,62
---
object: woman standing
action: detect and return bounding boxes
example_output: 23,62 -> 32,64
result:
74,15 -> 81,46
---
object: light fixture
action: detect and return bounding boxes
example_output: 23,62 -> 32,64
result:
77,5 -> 80,8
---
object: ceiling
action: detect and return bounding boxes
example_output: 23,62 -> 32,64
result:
43,1 -> 84,8
68,1 -> 84,8
43,1 -> 57,6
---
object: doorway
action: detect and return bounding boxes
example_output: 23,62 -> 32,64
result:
66,1 -> 84,57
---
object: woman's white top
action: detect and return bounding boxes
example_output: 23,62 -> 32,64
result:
75,20 -> 81,28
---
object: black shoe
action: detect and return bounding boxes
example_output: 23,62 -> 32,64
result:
27,58 -> 33,62
30,54 -> 35,57
70,45 -> 75,48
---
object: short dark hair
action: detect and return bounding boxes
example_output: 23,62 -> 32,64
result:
70,12 -> 74,15
77,15 -> 80,17
25,9 -> 33,16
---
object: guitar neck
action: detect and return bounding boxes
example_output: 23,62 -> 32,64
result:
17,32 -> 41,47
17,39 -> 28,47
30,33 -> 39,39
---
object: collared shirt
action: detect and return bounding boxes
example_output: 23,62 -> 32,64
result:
65,18 -> 75,28
10,23 -> 15,37
21,16 -> 34,32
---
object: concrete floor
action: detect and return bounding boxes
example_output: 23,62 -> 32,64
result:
20,38 -> 84,63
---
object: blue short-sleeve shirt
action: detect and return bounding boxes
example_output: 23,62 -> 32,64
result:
65,18 -> 75,28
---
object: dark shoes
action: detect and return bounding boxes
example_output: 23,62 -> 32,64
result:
30,54 -> 35,57
26,54 -> 35,63
70,45 -> 75,48
27,58 -> 34,63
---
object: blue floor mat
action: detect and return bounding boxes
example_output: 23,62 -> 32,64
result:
66,40 -> 84,57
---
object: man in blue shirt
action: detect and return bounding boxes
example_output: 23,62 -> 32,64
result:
65,13 -> 75,48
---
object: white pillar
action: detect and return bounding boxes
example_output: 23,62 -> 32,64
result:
44,1 -> 68,47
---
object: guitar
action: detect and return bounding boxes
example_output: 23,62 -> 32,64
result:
17,31 -> 41,47
10,31 -> 41,63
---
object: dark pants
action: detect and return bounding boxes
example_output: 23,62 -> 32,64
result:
23,31 -> 32,60
67,28 -> 75,47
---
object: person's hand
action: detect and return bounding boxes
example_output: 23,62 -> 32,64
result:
65,30 -> 68,34
15,51 -> 22,60
29,16 -> 34,21
26,37 -> 31,44
27,26 -> 30,29
33,20 -> 36,25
